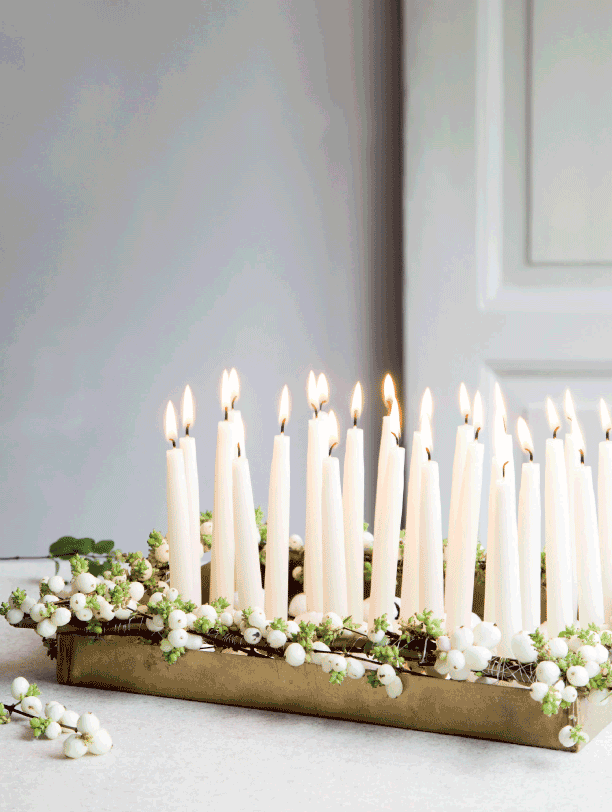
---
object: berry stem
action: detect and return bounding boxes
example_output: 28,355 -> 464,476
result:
5,703 -> 77,731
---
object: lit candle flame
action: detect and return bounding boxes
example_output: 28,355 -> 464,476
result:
229,368 -> 240,406
600,398 -> 612,436
164,401 -> 178,445
383,374 -> 396,411
420,387 -> 433,421
473,391 -> 484,435
389,398 -> 401,442
351,382 -> 363,423
317,373 -> 329,408
459,383 -> 471,422
279,385 -> 290,430
546,397 -> 561,436
307,371 -> 318,413
517,416 -> 534,460
493,408 -> 507,462
182,385 -> 194,430
328,409 -> 339,452
234,412 -> 245,454
221,370 -> 231,413
420,412 -> 433,457
574,419 -> 586,460
494,382 -> 507,432
564,389 -> 576,424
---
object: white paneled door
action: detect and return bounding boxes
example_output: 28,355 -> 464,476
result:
403,0 -> 612,542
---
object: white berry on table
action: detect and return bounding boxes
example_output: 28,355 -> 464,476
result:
87,728 -> 113,755
45,702 -> 65,722
76,712 -> 100,735
60,709 -> 79,729
63,734 -> 88,759
11,676 -> 29,700
21,696 -> 42,716
44,721 -> 62,740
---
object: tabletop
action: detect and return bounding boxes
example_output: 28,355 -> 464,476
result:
2,559 -> 612,812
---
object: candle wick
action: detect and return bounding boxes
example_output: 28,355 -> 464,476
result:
528,449 -> 533,462
280,420 -> 286,434
426,447 -> 431,461
329,442 -> 337,456
465,414 -> 469,424
312,405 -> 318,418
607,429 -> 610,441
224,407 -> 228,420
502,460 -> 509,477
391,432 -> 400,445
171,439 -> 176,448
580,450 -> 585,464
185,425 -> 190,436
553,426 -> 559,439
353,413 -> 358,428
231,396 -> 237,408
237,443 -> 241,457
475,427 -> 481,440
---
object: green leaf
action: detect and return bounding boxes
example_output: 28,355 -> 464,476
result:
87,560 -> 106,577
75,538 -> 95,554
49,536 -> 78,556
93,539 -> 114,554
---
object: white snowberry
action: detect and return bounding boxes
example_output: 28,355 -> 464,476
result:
593,643 -> 610,664
470,613 -> 482,629
155,541 -> 170,563
288,534 -> 304,551
243,627 -> 262,645
346,658 -> 366,679
437,636 -> 451,653
248,609 -> 267,630
535,660 -> 561,685
285,642 -> 306,667
363,531 -> 374,551
75,607 -> 93,622
568,635 -> 583,652
449,665 -> 471,681
44,721 -> 62,740
87,728 -> 113,755
267,630 -> 287,648
52,607 -> 71,627
310,642 -> 331,664
546,637 -> 569,659
286,621 -> 300,639
184,633 -> 202,650
320,654 -> 334,674
60,709 -> 79,729
45,703 -> 65,722
558,726 -> 579,748
322,612 -> 343,630
75,573 -> 97,594
37,619 -> 57,638
70,593 -> 87,611
29,603 -> 47,623
63,734 -> 88,759
450,627 -> 474,652
42,595 -> 59,605
434,657 -> 450,676
562,685 -> 578,703
447,650 -> 466,671
463,645 -> 492,671
47,575 -> 65,595
584,660 -> 600,678
329,654 -> 347,673
11,677 -> 29,700
385,676 -> 403,698
168,610 -> 187,630
166,588 -> 179,602
149,592 -> 164,606
168,628 -> 188,648
219,611 -> 234,627
578,645 -> 598,662
530,682 -> 549,702
377,664 -> 396,685
473,622 -> 502,649
368,629 -> 386,644
511,631 -> 538,664
197,604 -> 218,623
76,712 -> 100,735
184,612 -> 196,629
232,610 -> 244,626
6,608 -> 24,625
288,593 -> 308,618
128,581 -> 145,602
21,696 -> 42,716
201,520 -> 213,536
145,615 -> 165,633
566,665 -> 590,687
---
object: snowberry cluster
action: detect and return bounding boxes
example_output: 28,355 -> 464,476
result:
1,677 -> 112,758
434,622 -> 498,680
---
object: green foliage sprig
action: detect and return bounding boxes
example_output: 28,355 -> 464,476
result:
49,536 -> 115,577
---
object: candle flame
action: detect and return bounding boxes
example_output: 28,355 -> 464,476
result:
328,409 -> 339,450
279,385 -> 290,427
564,389 -> 576,423
383,374 -> 396,410
182,385 -> 195,429
600,398 -> 612,434
164,401 -> 178,444
307,371 -> 318,411
351,382 -> 363,421
420,387 -> 433,421
494,382 -> 507,431
459,383 -> 471,421
317,373 -> 329,407
473,391 -> 484,433
574,419 -> 585,458
221,370 -> 231,411
517,416 -> 534,458
546,397 -> 560,435
234,412 -> 245,451
493,409 -> 507,462
229,368 -> 240,404
420,412 -> 433,456
389,398 -> 401,441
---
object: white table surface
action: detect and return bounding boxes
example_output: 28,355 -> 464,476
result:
2,559 -> 612,812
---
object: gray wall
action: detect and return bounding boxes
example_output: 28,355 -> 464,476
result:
0,1 -> 402,556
